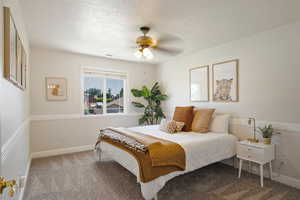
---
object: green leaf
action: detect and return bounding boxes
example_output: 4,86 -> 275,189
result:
131,89 -> 142,97
131,101 -> 145,108
139,116 -> 149,125
151,82 -> 159,93
155,95 -> 168,101
141,86 -> 151,98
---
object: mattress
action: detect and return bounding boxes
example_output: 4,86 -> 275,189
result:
97,125 -> 237,200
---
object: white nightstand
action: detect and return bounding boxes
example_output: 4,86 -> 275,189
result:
237,140 -> 275,187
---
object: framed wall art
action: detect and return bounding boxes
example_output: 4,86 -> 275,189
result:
3,7 -> 28,90
189,65 -> 209,102
16,34 -> 22,86
46,77 -> 68,101
4,7 -> 18,84
21,46 -> 27,89
212,59 -> 239,102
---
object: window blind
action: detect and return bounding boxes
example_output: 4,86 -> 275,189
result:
83,68 -> 127,79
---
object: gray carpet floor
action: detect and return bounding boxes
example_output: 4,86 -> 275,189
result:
24,151 -> 300,200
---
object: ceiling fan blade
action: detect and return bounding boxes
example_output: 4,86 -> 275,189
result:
156,34 -> 183,45
155,46 -> 183,56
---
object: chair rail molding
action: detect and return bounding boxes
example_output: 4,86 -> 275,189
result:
30,113 -> 143,121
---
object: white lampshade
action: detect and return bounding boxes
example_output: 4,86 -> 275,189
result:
134,49 -> 143,58
143,48 -> 153,60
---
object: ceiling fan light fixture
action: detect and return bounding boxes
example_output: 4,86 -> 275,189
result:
143,48 -> 153,60
134,49 -> 143,59
134,47 -> 153,60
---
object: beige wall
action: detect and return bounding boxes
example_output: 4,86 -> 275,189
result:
30,47 -> 157,115
29,48 -> 157,152
0,0 -> 30,199
158,22 -> 300,123
157,22 -> 300,180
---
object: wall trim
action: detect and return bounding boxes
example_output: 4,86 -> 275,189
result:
223,159 -> 300,190
29,114 -> 300,133
1,119 -> 30,162
31,145 -> 94,159
30,113 -> 142,121
272,172 -> 300,190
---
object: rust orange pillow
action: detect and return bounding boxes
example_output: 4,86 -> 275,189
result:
173,106 -> 194,131
191,109 -> 215,133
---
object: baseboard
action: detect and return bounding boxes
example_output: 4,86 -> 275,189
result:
18,156 -> 32,200
272,172 -> 300,190
222,159 -> 300,190
31,145 -> 94,159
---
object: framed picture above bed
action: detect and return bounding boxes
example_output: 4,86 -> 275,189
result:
212,59 -> 239,102
189,65 -> 209,102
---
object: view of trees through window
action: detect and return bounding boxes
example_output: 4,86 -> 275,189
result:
84,76 -> 124,115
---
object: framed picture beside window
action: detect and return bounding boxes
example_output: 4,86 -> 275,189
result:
83,68 -> 127,115
46,77 -> 68,101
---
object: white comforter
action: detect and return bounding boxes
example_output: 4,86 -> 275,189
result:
97,125 -> 237,200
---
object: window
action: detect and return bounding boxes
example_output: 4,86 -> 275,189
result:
83,68 -> 126,115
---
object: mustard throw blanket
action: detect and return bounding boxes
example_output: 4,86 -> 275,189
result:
96,128 -> 186,183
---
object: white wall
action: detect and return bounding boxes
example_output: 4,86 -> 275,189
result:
0,0 -> 30,199
157,22 -> 300,180
30,48 -> 157,153
30,48 -> 157,115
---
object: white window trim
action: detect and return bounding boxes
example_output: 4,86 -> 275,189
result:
80,66 -> 129,116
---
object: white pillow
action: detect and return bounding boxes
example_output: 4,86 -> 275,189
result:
209,114 -> 231,133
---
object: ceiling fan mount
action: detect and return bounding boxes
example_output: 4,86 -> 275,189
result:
136,26 -> 155,49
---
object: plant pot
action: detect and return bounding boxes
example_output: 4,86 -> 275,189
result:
263,138 -> 272,145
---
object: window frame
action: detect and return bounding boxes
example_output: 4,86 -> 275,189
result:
81,66 -> 128,116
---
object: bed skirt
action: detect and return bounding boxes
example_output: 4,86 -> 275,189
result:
95,141 -> 235,200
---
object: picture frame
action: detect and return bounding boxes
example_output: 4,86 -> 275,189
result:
212,59 -> 239,102
4,7 -> 18,84
3,7 -> 28,91
189,65 -> 209,102
16,34 -> 22,87
46,77 -> 68,101
21,46 -> 27,89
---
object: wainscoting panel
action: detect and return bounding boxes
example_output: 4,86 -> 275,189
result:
1,119 -> 31,200
30,114 -> 142,153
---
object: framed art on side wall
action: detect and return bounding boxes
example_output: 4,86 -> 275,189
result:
212,59 -> 239,102
3,7 -> 28,90
21,46 -> 27,89
189,65 -> 209,102
4,7 -> 17,84
46,77 -> 68,101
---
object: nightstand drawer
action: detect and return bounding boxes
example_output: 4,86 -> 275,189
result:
237,144 -> 264,162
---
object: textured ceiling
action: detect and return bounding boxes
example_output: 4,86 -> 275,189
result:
21,0 -> 300,64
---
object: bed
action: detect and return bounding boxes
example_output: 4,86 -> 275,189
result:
95,124 -> 237,200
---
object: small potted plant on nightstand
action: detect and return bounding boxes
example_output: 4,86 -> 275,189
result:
258,124 -> 280,144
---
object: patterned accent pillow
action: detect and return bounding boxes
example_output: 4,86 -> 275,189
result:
159,119 -> 177,133
175,121 -> 185,132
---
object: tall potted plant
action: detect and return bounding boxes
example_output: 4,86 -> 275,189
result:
258,124 -> 280,144
131,82 -> 167,125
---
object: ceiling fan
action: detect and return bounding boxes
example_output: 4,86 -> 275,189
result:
134,26 -> 183,60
